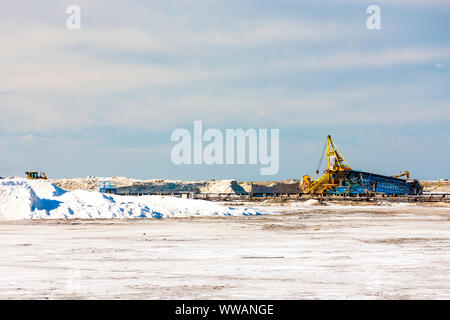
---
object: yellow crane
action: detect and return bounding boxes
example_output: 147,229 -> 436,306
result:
302,136 -> 422,196
302,135 -> 351,194
392,170 -> 410,179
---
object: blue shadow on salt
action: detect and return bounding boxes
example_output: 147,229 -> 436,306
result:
33,198 -> 63,213
102,194 -> 115,202
52,185 -> 67,196
152,211 -> 163,219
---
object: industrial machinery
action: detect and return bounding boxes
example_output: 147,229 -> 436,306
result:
25,171 -> 47,179
98,180 -> 117,193
302,136 -> 422,196
392,170 -> 410,179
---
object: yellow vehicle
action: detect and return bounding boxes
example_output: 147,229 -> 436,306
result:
25,171 -> 47,179
302,135 -> 351,195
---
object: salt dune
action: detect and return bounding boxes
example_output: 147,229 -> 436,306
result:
0,178 -> 260,220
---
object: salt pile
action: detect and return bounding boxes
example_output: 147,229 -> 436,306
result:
0,178 -> 261,220
50,177 -> 248,194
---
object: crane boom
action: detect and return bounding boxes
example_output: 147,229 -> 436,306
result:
392,170 -> 410,179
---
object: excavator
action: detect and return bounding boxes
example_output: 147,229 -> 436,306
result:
25,171 -> 47,179
302,136 -> 422,196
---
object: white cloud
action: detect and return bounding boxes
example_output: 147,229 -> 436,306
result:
19,134 -> 35,139
271,47 -> 450,70
333,0 -> 450,7
0,1 -> 448,134
0,17 -> 347,95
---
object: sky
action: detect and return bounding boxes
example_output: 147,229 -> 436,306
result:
0,0 -> 449,180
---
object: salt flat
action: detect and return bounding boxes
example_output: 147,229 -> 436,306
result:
0,206 -> 449,299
